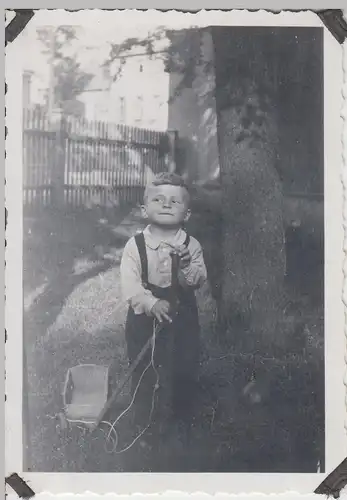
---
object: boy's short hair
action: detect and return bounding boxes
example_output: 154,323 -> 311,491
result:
144,172 -> 190,204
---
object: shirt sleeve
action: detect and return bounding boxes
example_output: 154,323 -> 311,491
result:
120,237 -> 159,315
178,238 -> 207,289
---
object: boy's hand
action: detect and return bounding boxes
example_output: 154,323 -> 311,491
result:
176,245 -> 191,269
151,300 -> 172,323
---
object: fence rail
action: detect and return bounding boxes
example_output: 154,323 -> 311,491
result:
23,108 -> 174,210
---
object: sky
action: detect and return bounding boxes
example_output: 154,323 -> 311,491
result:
16,9 -> 191,68
16,10 -> 176,97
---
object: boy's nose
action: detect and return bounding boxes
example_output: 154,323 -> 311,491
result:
162,200 -> 172,208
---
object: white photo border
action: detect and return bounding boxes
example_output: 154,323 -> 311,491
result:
5,8 -> 346,495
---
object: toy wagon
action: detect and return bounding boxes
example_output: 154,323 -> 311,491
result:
56,254 -> 181,436
57,364 -> 110,431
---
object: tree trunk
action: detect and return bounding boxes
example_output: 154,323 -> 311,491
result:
210,28 -> 286,358
217,103 -> 286,355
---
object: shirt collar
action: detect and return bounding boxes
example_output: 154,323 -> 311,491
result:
142,225 -> 186,250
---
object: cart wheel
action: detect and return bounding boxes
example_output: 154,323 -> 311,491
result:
56,412 -> 68,434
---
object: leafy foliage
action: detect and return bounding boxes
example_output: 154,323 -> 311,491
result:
106,26 -> 167,62
102,27 -> 202,95
53,56 -> 93,105
37,26 -> 93,116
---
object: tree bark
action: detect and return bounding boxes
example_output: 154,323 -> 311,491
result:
209,28 -> 287,358
217,103 -> 286,355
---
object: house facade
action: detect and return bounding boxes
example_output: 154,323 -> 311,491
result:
78,54 -> 169,130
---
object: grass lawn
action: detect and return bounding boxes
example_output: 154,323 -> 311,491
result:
24,206 -> 324,473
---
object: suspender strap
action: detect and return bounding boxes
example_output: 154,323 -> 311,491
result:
183,233 -> 190,247
134,232 -> 148,285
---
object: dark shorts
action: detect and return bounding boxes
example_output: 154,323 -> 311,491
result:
125,286 -> 200,427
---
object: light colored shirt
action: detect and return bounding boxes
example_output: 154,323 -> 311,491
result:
120,225 -> 207,315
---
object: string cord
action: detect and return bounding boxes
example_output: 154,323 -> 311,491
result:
102,318 -> 160,454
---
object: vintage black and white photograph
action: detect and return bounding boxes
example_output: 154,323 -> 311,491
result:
4,8 -> 345,494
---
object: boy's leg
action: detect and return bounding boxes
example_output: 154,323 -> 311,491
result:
125,309 -> 156,428
151,322 -> 175,434
172,301 -> 201,423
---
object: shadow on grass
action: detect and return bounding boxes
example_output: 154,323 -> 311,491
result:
23,204 -> 134,339
23,203 -> 135,471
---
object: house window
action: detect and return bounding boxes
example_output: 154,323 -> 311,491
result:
119,97 -> 126,123
149,94 -> 160,124
135,96 -> 143,122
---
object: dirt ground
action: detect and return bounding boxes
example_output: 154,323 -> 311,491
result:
23,207 -> 324,473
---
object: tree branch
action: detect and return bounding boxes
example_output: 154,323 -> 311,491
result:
105,49 -> 167,62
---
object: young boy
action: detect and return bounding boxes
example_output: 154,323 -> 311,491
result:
120,172 -> 207,439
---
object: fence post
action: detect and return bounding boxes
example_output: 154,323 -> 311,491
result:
50,108 -> 66,208
167,130 -> 178,173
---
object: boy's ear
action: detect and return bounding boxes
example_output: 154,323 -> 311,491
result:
184,209 -> 191,222
141,205 -> 148,219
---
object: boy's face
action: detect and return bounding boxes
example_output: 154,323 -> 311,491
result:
142,184 -> 191,227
